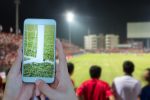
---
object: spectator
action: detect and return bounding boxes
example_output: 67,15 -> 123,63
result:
140,68 -> 150,100
76,65 -> 114,100
67,62 -> 75,86
112,61 -> 141,100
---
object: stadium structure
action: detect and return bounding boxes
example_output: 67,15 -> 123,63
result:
127,22 -> 150,49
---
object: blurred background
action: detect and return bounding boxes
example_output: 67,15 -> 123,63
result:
0,0 -> 150,88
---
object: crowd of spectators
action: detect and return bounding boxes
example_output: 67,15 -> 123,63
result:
67,61 -> 150,100
0,33 -> 22,67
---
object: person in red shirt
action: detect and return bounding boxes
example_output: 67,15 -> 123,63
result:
76,65 -> 115,100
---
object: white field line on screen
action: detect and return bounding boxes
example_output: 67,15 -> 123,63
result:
24,58 -> 54,64
36,25 -> 44,61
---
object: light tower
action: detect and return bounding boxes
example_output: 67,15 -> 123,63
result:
66,11 -> 74,45
14,0 -> 20,34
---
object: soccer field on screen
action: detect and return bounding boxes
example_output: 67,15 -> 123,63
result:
69,53 -> 150,87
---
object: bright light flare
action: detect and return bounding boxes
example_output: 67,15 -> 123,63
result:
66,12 -> 74,23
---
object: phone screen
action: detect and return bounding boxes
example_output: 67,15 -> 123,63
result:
22,19 -> 55,83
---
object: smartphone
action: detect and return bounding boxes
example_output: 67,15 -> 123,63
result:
22,19 -> 56,83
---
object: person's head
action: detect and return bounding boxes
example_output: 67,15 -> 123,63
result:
67,62 -> 74,76
143,68 -> 150,83
89,65 -> 101,79
123,61 -> 134,75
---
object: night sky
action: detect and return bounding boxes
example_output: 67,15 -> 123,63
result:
1,0 -> 150,47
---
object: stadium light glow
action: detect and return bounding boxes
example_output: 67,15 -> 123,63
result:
66,12 -> 74,23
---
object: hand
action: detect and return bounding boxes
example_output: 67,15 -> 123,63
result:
3,48 -> 35,100
36,40 -> 77,100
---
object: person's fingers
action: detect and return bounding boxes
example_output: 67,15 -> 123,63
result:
40,94 -> 45,100
24,84 -> 35,97
56,39 -> 67,66
56,39 -> 71,81
50,63 -> 60,89
18,84 -> 35,100
36,80 -> 60,99
9,47 -> 22,76
50,76 -> 59,89
35,85 -> 40,96
56,62 -> 61,80
56,39 -> 68,75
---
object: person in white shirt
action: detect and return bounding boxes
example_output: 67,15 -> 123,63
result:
112,61 -> 141,100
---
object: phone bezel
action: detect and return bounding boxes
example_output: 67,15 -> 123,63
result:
22,18 -> 56,83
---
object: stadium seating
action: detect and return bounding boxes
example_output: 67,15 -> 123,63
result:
0,33 -> 22,67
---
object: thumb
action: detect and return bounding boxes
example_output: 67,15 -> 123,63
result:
9,47 -> 22,76
36,80 -> 60,99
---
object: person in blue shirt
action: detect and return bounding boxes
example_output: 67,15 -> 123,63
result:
140,68 -> 150,100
